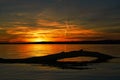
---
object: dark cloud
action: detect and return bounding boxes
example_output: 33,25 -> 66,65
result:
66,36 -> 105,41
0,0 -> 120,41
78,5 -> 120,32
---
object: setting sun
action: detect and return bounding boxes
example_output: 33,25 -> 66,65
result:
29,38 -> 47,42
27,32 -> 49,42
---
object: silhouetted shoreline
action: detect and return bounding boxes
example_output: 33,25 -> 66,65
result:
0,40 -> 120,44
0,50 -> 116,70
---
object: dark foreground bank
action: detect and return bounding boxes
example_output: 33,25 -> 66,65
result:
0,50 -> 116,70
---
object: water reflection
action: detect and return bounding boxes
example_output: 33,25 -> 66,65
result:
0,44 -> 82,59
58,57 -> 97,62
0,44 -> 119,59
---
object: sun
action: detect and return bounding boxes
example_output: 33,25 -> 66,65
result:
27,32 -> 48,42
34,38 -> 45,42
30,38 -> 46,42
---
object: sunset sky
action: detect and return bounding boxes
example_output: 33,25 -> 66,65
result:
0,0 -> 120,42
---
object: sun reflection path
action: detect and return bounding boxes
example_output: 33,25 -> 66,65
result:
2,44 -> 83,59
17,44 -> 69,58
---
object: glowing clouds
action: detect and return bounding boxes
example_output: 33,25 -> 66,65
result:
38,20 -> 65,28
0,0 -> 120,42
0,19 -> 104,42
7,27 -> 49,42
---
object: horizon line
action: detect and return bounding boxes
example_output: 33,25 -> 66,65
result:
0,40 -> 120,44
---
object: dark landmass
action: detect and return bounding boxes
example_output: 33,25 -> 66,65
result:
0,50 -> 116,70
0,40 -> 120,44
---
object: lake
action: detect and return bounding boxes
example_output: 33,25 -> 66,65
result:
0,44 -> 120,80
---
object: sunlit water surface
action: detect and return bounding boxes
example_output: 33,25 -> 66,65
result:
0,44 -> 120,80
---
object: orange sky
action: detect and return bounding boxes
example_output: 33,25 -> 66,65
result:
0,19 -> 118,42
0,0 -> 120,42
1,20 -> 104,42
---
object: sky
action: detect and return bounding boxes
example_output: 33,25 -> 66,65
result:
0,0 -> 120,42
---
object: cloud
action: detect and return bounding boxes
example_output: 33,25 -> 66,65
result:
6,27 -> 31,35
0,0 -> 120,42
81,5 -> 120,29
37,19 -> 65,29
0,27 -> 4,30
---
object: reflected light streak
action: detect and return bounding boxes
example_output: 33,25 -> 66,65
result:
58,57 -> 97,62
16,44 -> 68,58
17,44 -> 83,59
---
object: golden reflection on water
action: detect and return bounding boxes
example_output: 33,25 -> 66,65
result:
22,44 -> 67,57
0,44 -> 83,59
13,44 -> 80,59
0,44 -> 98,61
58,57 -> 97,62
0,44 -> 119,60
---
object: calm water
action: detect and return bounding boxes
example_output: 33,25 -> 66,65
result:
0,44 -> 120,59
0,44 -> 120,80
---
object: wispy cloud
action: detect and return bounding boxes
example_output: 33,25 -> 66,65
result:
37,19 -> 65,29
0,0 -> 120,42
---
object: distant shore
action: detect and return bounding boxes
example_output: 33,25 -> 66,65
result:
0,40 -> 120,44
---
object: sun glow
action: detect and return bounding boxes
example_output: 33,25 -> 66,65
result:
30,38 -> 47,42
26,32 -> 49,42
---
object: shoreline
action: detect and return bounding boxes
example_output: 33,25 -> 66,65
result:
0,40 -> 120,44
0,50 -> 115,69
